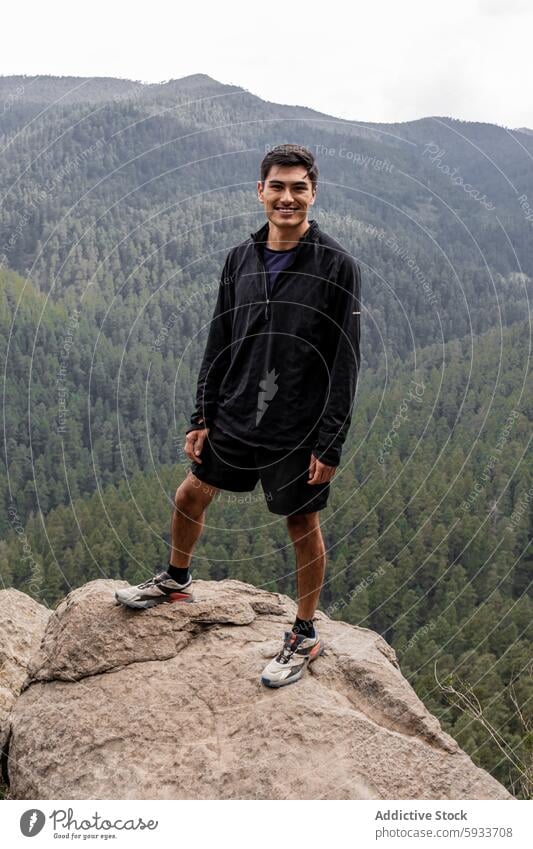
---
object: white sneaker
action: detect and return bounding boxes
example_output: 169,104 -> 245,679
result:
115,571 -> 194,609
261,630 -> 324,688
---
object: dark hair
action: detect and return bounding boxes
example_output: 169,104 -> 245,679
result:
260,144 -> 318,190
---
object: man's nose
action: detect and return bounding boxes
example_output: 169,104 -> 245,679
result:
280,188 -> 295,204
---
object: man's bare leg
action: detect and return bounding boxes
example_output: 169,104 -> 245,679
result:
260,511 -> 325,685
169,471 -> 220,568
286,511 -> 326,621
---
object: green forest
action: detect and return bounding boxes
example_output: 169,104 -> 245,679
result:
0,73 -> 531,797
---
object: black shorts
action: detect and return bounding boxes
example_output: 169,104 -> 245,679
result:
189,421 -> 330,516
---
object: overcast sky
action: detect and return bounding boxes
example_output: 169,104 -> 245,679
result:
2,0 -> 530,128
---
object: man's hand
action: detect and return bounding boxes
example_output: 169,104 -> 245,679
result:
184,427 -> 210,463
307,452 -> 337,484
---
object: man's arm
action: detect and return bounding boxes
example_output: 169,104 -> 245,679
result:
312,253 -> 361,467
186,253 -> 234,433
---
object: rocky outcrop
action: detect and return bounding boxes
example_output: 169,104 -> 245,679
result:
0,589 -> 50,754
2,579 -> 511,800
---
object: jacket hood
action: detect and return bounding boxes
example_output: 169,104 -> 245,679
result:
250,218 -> 320,245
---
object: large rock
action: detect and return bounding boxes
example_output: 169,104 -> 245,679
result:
4,579 -> 511,799
0,589 -> 51,754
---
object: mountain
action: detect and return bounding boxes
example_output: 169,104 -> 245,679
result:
0,74 -> 530,798
1,581 -> 510,800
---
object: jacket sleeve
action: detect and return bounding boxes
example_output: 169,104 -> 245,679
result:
186,254 -> 234,433
312,253 -> 361,466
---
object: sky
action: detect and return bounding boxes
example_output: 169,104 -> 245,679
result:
1,0 -> 531,128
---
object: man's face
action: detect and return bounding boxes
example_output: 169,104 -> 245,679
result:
257,164 -> 316,229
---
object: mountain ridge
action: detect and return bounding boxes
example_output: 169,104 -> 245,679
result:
0,73 -> 527,134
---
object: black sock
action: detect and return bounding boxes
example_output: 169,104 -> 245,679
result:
167,563 -> 190,585
292,616 -> 316,639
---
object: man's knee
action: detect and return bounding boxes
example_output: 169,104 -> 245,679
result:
287,510 -> 320,534
174,473 -> 218,514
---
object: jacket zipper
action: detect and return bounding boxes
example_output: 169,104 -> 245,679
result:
254,229 -> 312,321
257,252 -> 270,320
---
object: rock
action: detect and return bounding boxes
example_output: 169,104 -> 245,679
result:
3,579 -> 511,800
0,589 -> 51,754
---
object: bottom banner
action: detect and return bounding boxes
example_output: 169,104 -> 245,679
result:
0,799 -> 530,848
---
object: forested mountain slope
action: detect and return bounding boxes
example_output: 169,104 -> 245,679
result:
1,315 -> 530,795
0,74 -> 531,797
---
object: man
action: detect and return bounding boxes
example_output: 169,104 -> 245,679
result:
116,144 -> 362,688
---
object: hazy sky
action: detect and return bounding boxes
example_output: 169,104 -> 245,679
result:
2,0 -> 531,128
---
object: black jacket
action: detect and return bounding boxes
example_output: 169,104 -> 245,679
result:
186,218 -> 361,467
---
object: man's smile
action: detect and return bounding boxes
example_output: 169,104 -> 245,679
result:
275,207 -> 299,216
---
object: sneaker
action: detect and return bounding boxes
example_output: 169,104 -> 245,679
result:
261,630 -> 325,688
115,571 -> 195,609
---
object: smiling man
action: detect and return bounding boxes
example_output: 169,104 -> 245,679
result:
116,144 -> 362,688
